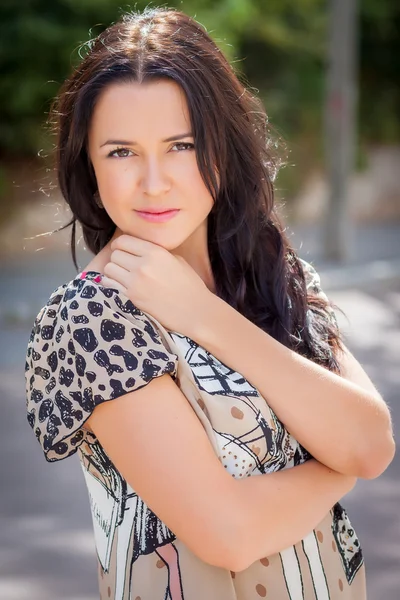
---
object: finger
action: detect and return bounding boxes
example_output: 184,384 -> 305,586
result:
103,262 -> 131,289
111,234 -> 158,256
110,249 -> 139,271
100,275 -> 127,296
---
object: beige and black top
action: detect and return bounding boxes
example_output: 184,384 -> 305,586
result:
25,260 -> 366,600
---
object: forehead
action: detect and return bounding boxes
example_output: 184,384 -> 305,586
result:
88,79 -> 191,141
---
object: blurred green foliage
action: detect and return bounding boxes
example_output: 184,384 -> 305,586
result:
0,0 -> 398,189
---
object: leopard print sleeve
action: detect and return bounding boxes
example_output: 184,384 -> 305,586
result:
25,272 -> 178,462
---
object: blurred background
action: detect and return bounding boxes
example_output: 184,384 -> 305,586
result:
0,1 -> 399,599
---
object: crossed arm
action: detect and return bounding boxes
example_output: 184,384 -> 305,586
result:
85,302 -> 394,572
82,248 -> 395,570
188,294 -> 395,480
86,372 -> 356,572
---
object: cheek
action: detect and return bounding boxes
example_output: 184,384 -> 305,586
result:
93,155 -> 214,216
96,162 -> 135,203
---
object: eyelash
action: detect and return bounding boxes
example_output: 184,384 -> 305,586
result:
107,142 -> 195,158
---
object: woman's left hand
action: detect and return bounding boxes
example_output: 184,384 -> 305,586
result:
101,234 -> 214,336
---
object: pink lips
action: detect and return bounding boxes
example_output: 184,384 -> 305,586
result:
134,209 -> 180,223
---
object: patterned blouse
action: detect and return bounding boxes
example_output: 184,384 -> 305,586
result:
25,259 -> 366,600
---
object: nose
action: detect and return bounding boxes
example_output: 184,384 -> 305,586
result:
140,156 -> 171,197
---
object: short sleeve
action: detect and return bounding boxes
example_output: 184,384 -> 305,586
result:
299,258 -> 339,329
25,272 -> 178,462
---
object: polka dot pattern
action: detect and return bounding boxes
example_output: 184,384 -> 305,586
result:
256,583 -> 267,597
231,406 -> 244,419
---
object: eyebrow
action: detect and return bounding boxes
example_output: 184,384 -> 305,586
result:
100,132 -> 194,147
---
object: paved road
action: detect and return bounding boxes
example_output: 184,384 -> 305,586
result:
0,250 -> 399,600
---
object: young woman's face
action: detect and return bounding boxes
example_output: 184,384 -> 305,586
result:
88,79 -> 215,252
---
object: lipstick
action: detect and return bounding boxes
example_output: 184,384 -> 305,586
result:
134,209 -> 180,223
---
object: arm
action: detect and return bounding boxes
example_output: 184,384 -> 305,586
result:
86,372 -> 355,572
103,235 -> 394,479
233,459 -> 355,571
189,295 -> 395,480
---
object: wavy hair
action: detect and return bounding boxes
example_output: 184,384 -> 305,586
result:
49,6 -> 344,373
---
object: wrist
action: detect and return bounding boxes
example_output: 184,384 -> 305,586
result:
189,292 -> 228,346
312,460 -> 357,494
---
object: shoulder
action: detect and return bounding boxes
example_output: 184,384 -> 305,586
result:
25,271 -> 178,462
30,270 -> 166,348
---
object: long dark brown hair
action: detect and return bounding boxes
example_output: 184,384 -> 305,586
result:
49,6 -> 344,372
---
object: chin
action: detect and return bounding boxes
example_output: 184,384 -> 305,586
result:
153,237 -> 189,252
118,226 -> 189,251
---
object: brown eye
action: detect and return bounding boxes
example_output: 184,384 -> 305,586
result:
171,142 -> 195,152
108,147 -> 133,158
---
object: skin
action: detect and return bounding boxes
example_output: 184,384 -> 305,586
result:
82,79 -> 394,571
87,79 -> 216,292
86,79 -> 220,589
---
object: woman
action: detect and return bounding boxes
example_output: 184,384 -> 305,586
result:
25,7 -> 395,600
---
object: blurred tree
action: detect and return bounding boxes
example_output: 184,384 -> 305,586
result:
0,0 -> 329,204
0,0 -> 398,187
0,0 -> 130,156
358,0 -> 400,143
